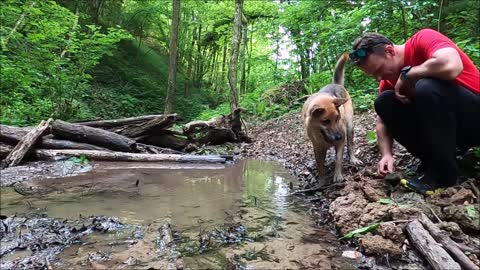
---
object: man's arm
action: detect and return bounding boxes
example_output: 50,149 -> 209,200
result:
376,117 -> 393,157
407,47 -> 463,80
376,116 -> 395,175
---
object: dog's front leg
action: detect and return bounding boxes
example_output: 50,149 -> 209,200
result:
313,146 -> 328,185
346,118 -> 363,166
333,142 -> 345,182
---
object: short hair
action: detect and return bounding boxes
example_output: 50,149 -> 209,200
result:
350,33 -> 393,65
352,32 -> 393,51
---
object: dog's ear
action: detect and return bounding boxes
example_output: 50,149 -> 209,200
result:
333,98 -> 348,108
311,107 -> 325,118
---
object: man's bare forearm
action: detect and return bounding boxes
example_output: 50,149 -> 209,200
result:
376,117 -> 393,157
408,48 -> 463,81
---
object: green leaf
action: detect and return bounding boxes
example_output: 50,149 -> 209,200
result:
340,223 -> 380,240
377,198 -> 395,205
465,205 -> 477,219
366,130 -> 377,144
67,157 -> 82,163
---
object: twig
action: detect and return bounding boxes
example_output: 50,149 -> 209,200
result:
291,182 -> 345,195
46,257 -> 53,270
427,206 -> 443,223
468,181 -> 480,203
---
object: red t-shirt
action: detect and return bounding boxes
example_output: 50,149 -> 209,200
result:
379,29 -> 480,94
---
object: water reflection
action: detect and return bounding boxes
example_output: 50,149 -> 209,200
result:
0,160 -> 294,231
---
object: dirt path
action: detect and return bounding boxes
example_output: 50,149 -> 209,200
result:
240,110 -> 480,268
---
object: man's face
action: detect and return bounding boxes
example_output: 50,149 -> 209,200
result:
358,47 -> 399,81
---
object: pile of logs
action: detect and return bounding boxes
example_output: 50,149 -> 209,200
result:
406,213 -> 479,270
0,109 -> 250,169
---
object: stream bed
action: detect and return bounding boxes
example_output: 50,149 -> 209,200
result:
0,159 -> 354,269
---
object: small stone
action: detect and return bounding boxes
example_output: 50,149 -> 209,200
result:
342,250 -> 363,260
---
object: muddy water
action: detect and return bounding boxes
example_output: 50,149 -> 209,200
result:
1,160 -> 353,269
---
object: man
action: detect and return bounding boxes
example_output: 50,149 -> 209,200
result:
349,28 -> 480,194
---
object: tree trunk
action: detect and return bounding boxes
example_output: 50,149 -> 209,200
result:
51,120 -> 137,152
164,0 -> 181,114
246,21 -> 254,92
220,39 -> 228,92
228,0 -> 244,111
194,24 -> 203,88
34,149 -> 226,163
1,119 -> 52,169
186,11 -> 197,95
239,14 -> 248,95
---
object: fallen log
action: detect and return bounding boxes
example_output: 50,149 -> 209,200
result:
51,120 -> 136,152
75,114 -> 164,128
1,119 -> 53,169
135,143 -> 184,155
117,114 -> 178,138
419,213 -> 479,270
1,124 -> 107,151
34,149 -> 226,163
139,134 -> 190,151
40,138 -> 110,151
0,124 -> 33,143
406,219 -> 461,270
0,143 -> 13,159
183,108 -> 250,145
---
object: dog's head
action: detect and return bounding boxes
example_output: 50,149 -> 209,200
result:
306,95 -> 348,143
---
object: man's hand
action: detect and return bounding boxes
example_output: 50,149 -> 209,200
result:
394,76 -> 413,104
378,154 -> 395,176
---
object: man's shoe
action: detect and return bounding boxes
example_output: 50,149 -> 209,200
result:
400,178 -> 444,196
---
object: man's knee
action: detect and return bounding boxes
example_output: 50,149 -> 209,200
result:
374,90 -> 395,118
415,78 -> 451,101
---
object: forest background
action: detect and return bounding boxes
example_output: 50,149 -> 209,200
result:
1,0 -> 478,126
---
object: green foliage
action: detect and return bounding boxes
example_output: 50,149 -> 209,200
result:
1,0 -> 130,125
465,205 -> 477,219
67,154 -> 89,165
340,223 -> 380,240
377,198 -> 395,205
1,0 -> 478,125
473,147 -> 480,159
366,130 -> 377,144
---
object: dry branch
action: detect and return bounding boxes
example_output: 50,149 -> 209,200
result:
1,119 -> 52,169
419,213 -> 479,270
406,219 -> 461,270
34,149 -> 226,163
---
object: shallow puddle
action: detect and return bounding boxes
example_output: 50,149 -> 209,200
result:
1,160 -> 353,269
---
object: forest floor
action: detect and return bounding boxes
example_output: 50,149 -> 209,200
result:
238,109 -> 480,268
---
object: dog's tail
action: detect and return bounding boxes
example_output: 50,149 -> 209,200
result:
333,52 -> 349,86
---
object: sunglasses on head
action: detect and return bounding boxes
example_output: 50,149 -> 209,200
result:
349,42 -> 390,65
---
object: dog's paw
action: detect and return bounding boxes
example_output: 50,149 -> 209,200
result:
349,156 -> 363,166
333,173 -> 344,183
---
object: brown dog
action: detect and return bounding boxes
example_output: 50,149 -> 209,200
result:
302,53 -> 362,184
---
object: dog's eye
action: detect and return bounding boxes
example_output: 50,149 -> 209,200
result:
322,120 -> 331,125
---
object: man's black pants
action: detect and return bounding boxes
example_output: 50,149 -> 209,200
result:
374,78 -> 480,188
